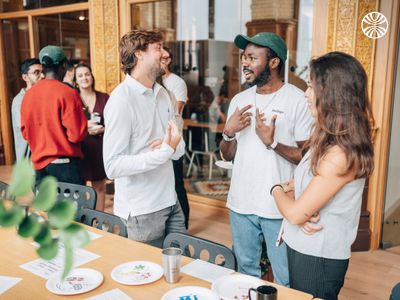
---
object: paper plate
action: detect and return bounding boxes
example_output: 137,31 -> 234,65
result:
111,261 -> 163,285
90,124 -> 103,130
46,268 -> 103,295
211,274 -> 266,300
161,286 -> 220,300
215,160 -> 233,170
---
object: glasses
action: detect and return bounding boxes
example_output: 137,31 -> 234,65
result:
241,54 -> 258,64
27,70 -> 43,76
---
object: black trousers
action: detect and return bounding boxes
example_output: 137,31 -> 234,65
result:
35,158 -> 84,188
173,157 -> 190,229
287,245 -> 349,300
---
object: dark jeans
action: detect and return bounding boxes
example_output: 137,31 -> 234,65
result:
287,245 -> 349,300
35,158 -> 84,188
173,157 -> 189,229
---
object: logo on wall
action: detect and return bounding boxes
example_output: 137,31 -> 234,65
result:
362,12 -> 388,39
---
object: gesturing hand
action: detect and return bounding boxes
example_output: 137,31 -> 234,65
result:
255,108 -> 277,146
223,104 -> 252,136
163,120 -> 181,150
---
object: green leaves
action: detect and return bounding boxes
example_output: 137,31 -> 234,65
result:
37,239 -> 59,260
18,214 -> 41,238
60,223 -> 90,249
0,204 -> 24,227
48,200 -> 76,229
1,159 -> 91,280
60,224 -> 90,280
8,159 -> 34,197
32,176 -> 57,211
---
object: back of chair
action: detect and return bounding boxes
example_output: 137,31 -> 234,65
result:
187,126 -> 218,153
57,182 -> 97,213
163,232 -> 237,270
76,208 -> 128,238
0,180 -> 8,199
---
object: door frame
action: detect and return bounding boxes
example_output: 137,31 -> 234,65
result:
0,2 -> 90,164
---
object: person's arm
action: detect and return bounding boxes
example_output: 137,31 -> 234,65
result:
61,91 -> 87,143
103,98 -> 177,179
272,146 -> 356,225
219,104 -> 252,161
176,101 -> 185,115
255,110 -> 305,164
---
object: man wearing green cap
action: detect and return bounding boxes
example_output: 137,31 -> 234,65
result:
21,45 -> 87,187
220,32 -> 313,285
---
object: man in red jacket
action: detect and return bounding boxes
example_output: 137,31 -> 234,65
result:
21,45 -> 87,186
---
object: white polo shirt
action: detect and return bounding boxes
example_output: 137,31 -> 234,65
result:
103,75 -> 185,219
163,73 -> 188,103
227,84 -> 313,218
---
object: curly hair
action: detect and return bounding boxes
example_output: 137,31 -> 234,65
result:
119,29 -> 163,74
306,51 -> 374,179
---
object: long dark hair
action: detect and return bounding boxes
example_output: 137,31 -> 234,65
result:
306,51 -> 374,178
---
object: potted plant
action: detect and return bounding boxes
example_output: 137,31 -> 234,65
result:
0,159 -> 90,279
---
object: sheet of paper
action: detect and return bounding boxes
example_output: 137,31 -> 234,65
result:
19,244 -> 100,279
0,276 -> 22,295
181,259 -> 234,283
86,288 -> 133,300
88,231 -> 102,241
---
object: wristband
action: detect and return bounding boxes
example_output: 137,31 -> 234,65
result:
270,184 -> 283,195
266,140 -> 278,150
222,131 -> 236,142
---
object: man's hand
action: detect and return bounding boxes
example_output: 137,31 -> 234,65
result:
223,104 -> 252,136
300,212 -> 323,235
148,138 -> 163,151
163,120 -> 181,150
255,108 -> 276,146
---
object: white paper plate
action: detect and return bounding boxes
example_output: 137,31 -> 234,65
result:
161,286 -> 220,300
46,268 -> 103,295
90,124 -> 103,130
215,160 -> 233,170
211,274 -> 266,300
111,261 -> 163,285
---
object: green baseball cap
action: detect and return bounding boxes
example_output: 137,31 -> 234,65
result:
234,32 -> 287,63
39,45 -> 66,65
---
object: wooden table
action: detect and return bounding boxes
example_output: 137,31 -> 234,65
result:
183,118 -> 225,133
0,225 -> 313,299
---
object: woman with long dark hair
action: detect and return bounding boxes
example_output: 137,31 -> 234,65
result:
271,52 -> 374,299
75,63 -> 109,211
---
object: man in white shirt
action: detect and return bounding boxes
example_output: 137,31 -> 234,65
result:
220,32 -> 313,285
103,30 -> 186,247
160,46 -> 190,229
11,58 -> 43,161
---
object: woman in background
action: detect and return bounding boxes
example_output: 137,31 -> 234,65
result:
75,63 -> 109,211
271,52 -> 374,299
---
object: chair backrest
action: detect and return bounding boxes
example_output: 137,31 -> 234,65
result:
57,182 -> 97,213
0,180 -> 8,199
163,232 -> 237,270
76,208 -> 128,237
188,126 -> 218,153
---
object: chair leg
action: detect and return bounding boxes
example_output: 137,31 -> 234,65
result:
186,152 -> 196,178
209,154 -> 213,180
214,153 -> 224,175
195,153 -> 201,170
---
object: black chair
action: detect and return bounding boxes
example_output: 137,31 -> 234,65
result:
76,208 -> 128,238
163,232 -> 237,270
57,182 -> 97,213
0,180 -> 8,199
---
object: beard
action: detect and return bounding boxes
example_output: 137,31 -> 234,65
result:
149,63 -> 164,81
246,63 -> 272,87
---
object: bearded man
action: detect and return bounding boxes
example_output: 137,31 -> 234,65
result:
220,32 -> 313,285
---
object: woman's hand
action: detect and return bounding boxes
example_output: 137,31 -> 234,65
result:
300,212 -> 323,235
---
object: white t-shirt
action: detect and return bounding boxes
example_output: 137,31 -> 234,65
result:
227,84 -> 313,218
163,73 -> 188,103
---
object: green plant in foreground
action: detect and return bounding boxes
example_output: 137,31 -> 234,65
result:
0,159 -> 90,280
